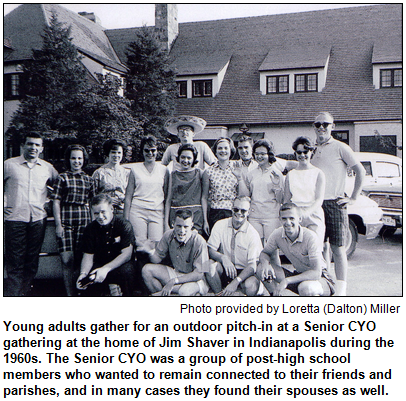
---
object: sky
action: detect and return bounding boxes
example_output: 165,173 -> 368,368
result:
3,3 -> 373,29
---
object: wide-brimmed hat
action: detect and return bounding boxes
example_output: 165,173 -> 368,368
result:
164,115 -> 207,136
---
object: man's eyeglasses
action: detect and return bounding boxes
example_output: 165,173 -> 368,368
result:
313,122 -> 332,129
144,148 -> 157,154
295,149 -> 310,155
232,207 -> 249,215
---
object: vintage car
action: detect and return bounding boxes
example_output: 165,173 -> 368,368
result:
347,152 -> 402,236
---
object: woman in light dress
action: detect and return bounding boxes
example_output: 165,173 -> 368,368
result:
283,136 -> 326,245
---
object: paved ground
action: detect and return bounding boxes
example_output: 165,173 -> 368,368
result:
25,229 -> 402,297
347,228 -> 402,297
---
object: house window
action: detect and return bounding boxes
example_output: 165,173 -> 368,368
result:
380,68 -> 402,88
295,73 -> 318,92
4,73 -> 24,100
266,75 -> 289,94
177,81 -> 187,98
332,130 -> 349,145
192,79 -> 212,97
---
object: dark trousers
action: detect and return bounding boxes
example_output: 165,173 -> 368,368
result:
4,218 -> 47,296
80,261 -> 136,297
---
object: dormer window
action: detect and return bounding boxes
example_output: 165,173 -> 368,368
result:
266,75 -> 289,94
177,81 -> 187,98
259,45 -> 330,95
295,73 -> 318,92
380,69 -> 402,88
172,51 -> 231,98
372,37 -> 402,89
192,79 -> 212,97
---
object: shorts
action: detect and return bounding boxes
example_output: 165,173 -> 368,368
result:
249,216 -> 280,241
284,268 -> 335,296
166,266 -> 209,295
129,206 -> 164,247
300,207 -> 325,246
322,199 -> 349,247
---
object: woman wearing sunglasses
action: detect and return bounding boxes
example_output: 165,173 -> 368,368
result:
124,135 -> 169,251
283,136 -> 326,245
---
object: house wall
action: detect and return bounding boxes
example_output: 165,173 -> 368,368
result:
354,121 -> 402,157
203,121 -> 401,157
4,64 -> 23,132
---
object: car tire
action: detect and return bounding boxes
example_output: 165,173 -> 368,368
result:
346,218 -> 358,259
379,226 -> 397,237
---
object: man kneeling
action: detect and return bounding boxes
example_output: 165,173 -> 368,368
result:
207,196 -> 263,296
142,209 -> 210,296
258,203 -> 335,296
76,194 -> 136,296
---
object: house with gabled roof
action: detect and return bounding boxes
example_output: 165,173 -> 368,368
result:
4,4 -> 402,157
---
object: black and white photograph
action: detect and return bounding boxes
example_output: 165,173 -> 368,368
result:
3,3 -> 402,297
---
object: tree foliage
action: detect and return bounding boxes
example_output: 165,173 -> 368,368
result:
125,25 -> 177,139
7,14 -> 142,163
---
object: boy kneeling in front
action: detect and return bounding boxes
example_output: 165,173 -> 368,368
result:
257,203 -> 335,296
76,194 -> 136,296
142,209 -> 210,296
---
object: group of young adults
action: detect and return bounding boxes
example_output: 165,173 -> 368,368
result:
4,112 -> 365,297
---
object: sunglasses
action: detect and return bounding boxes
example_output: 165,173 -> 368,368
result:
232,207 -> 249,215
313,122 -> 332,129
144,148 -> 157,153
295,149 -> 311,155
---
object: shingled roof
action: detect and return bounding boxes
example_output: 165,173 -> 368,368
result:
4,3 -> 126,72
165,4 -> 402,125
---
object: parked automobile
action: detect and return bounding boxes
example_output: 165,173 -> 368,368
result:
346,152 -> 402,236
362,185 -> 402,236
346,195 -> 383,258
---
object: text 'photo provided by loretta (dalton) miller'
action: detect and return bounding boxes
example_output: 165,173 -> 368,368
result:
1,300 -> 403,399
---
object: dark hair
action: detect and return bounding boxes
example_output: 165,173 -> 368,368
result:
23,132 -> 43,144
211,137 -> 236,158
140,135 -> 158,156
279,202 -> 299,215
176,144 -> 198,167
292,136 -> 315,151
103,139 -> 126,157
64,144 -> 89,170
237,135 -> 253,145
174,209 -> 193,221
292,136 -> 315,159
253,139 -> 276,164
90,193 -> 114,208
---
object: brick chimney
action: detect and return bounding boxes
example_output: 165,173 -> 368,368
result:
78,12 -> 101,25
155,4 -> 178,51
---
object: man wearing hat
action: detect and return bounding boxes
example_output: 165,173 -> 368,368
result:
162,115 -> 217,171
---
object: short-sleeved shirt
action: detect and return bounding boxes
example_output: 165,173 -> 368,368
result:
311,137 -> 358,200
92,164 -> 131,210
263,226 -> 325,272
245,165 -> 284,218
162,141 -> 217,171
208,218 -> 263,272
205,162 -> 238,210
53,171 -> 94,205
155,229 -> 210,274
82,216 -> 135,265
129,162 -> 168,210
4,156 -> 58,222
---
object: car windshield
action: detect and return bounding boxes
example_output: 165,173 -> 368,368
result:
375,162 -> 401,178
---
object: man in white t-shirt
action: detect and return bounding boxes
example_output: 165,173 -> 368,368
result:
162,115 -> 216,171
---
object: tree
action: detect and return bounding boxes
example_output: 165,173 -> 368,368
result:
7,14 -> 88,144
125,25 -> 177,139
7,14 -> 142,163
